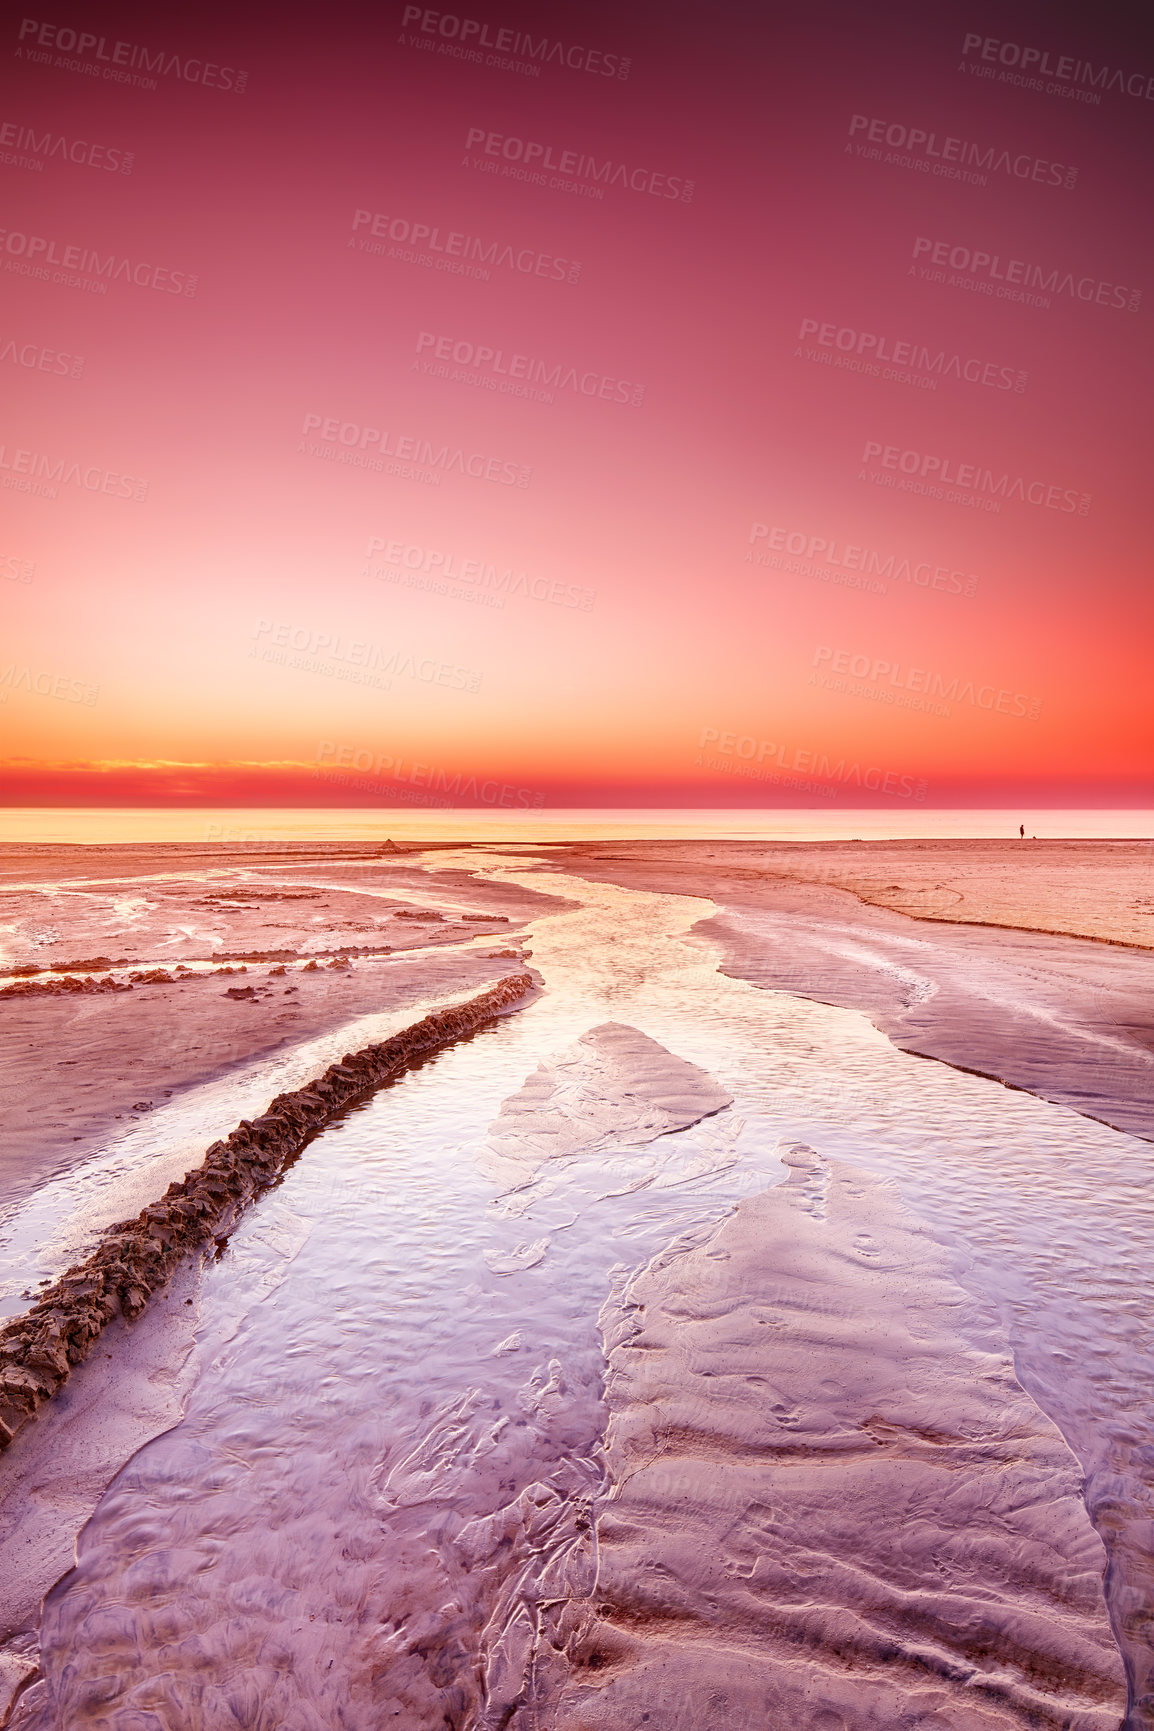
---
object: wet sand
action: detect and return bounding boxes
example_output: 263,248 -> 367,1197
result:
547,839 -> 1153,948
558,1150 -> 1125,1730
550,841 -> 1154,1140
0,844 -> 559,1211
548,837 -> 1153,946
0,974 -> 535,1668
0,837 -> 1149,1727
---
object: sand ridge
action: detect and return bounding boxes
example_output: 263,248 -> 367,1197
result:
549,1152 -> 1126,1730
480,1022 -> 734,1188
0,973 -> 535,1454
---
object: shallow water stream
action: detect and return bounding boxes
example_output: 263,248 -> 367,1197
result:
5,852 -> 1154,1727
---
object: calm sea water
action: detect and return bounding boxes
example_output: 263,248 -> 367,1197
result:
0,806 -> 1150,844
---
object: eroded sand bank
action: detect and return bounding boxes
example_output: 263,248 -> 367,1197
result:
555,1151 -> 1126,1730
0,843 -> 558,1210
551,841 -> 1154,1140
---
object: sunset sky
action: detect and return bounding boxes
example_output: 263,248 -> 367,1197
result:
2,0 -> 1152,810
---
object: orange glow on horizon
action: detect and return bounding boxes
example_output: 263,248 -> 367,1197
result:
1,2 -> 1150,812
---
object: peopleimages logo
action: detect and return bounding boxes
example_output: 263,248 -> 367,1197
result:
0,661 -> 98,704
463,128 -> 695,201
299,413 -> 532,487
365,538 -> 595,611
960,33 -> 1154,102
253,621 -> 482,693
812,646 -> 1042,720
861,439 -> 1090,514
911,237 -> 1141,312
1,550 -> 35,582
0,119 -> 133,172
401,7 -> 630,78
797,317 -> 1026,392
1,335 -> 84,377
0,440 -> 147,500
696,727 -> 927,801
0,227 -> 196,295
415,332 -> 645,406
317,741 -> 545,808
15,19 -> 248,91
351,209 -> 581,284
747,524 -> 979,596
848,114 -> 1077,188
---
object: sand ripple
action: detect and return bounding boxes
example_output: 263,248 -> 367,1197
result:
551,1155 -> 1126,1730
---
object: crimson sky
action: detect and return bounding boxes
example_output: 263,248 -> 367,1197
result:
2,0 -> 1152,810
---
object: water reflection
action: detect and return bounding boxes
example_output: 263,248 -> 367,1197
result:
10,854 -> 1154,1726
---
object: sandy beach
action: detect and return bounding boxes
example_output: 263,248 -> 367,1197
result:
0,836 -> 1150,1728
551,840 -> 1154,1141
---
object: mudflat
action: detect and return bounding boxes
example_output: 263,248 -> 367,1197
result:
0,835 -> 1147,1728
552,837 -> 1153,948
0,843 -> 560,1210
549,839 -> 1154,1139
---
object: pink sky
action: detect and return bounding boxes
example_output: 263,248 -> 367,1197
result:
2,0 -> 1152,809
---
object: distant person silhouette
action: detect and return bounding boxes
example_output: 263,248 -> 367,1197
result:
1020,823 -> 1025,838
